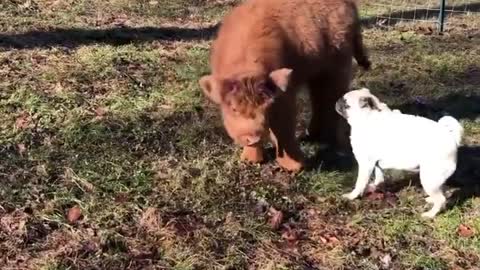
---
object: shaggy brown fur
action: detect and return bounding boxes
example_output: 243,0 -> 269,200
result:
199,0 -> 370,172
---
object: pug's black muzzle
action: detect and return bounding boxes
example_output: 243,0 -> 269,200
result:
335,97 -> 348,119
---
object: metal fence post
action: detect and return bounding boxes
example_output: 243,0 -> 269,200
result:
439,0 -> 447,32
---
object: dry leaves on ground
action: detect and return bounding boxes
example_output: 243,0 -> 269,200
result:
267,207 -> 284,230
458,224 -> 475,237
67,206 -> 82,224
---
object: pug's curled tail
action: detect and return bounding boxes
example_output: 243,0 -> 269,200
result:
438,116 -> 463,146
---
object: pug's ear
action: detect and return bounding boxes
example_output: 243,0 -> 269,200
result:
199,75 -> 237,104
358,87 -> 372,93
359,96 -> 380,111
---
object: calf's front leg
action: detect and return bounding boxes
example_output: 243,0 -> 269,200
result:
268,96 -> 304,172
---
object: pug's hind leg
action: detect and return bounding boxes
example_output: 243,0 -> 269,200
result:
368,165 -> 385,192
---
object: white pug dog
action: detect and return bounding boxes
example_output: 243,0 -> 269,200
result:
335,88 -> 463,218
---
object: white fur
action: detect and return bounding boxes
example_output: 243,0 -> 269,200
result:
338,88 -> 463,218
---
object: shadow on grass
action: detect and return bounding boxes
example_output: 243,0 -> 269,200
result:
380,145 -> 480,212
0,2 -> 478,49
395,94 -> 480,121
0,25 -> 220,49
447,145 -> 480,208
305,147 -> 355,173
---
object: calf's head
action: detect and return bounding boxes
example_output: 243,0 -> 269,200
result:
199,68 -> 292,147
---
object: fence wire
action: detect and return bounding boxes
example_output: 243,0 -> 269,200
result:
361,0 -> 480,30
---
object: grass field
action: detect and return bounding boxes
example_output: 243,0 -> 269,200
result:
1,0 -> 479,269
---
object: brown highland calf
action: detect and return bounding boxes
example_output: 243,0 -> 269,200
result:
199,0 -> 371,172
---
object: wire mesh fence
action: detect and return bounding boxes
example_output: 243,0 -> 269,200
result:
360,0 -> 480,31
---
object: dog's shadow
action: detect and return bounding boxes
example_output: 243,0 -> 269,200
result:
382,146 -> 479,210
445,145 -> 480,209
305,145 -> 356,172
304,143 -> 480,211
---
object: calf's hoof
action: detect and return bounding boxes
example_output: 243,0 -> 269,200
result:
276,157 -> 304,172
240,146 -> 264,163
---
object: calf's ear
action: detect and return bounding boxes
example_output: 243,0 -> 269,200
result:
269,68 -> 293,92
199,75 -> 227,104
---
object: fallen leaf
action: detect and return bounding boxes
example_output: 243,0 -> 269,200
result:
15,112 -> 31,130
17,143 -> 26,155
225,212 -> 235,224
139,207 -> 161,232
114,192 -> 129,203
458,224 -> 475,237
67,206 -> 82,223
254,199 -> 269,216
381,254 -> 392,268
43,136 -> 53,146
113,14 -> 129,27
281,228 -> 298,242
327,235 -> 340,244
366,191 -> 385,200
54,82 -> 64,93
94,107 -> 107,119
385,192 -> 398,206
19,0 -> 31,8
281,225 -> 300,250
159,104 -> 173,110
366,184 -> 377,194
81,240 -> 99,253
319,235 -> 328,243
267,207 -> 283,230
282,225 -> 299,244
31,54 -> 46,64
424,27 -> 433,35
306,208 -> 318,216
35,164 -> 48,177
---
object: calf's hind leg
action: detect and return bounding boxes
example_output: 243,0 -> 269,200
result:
306,68 -> 352,152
